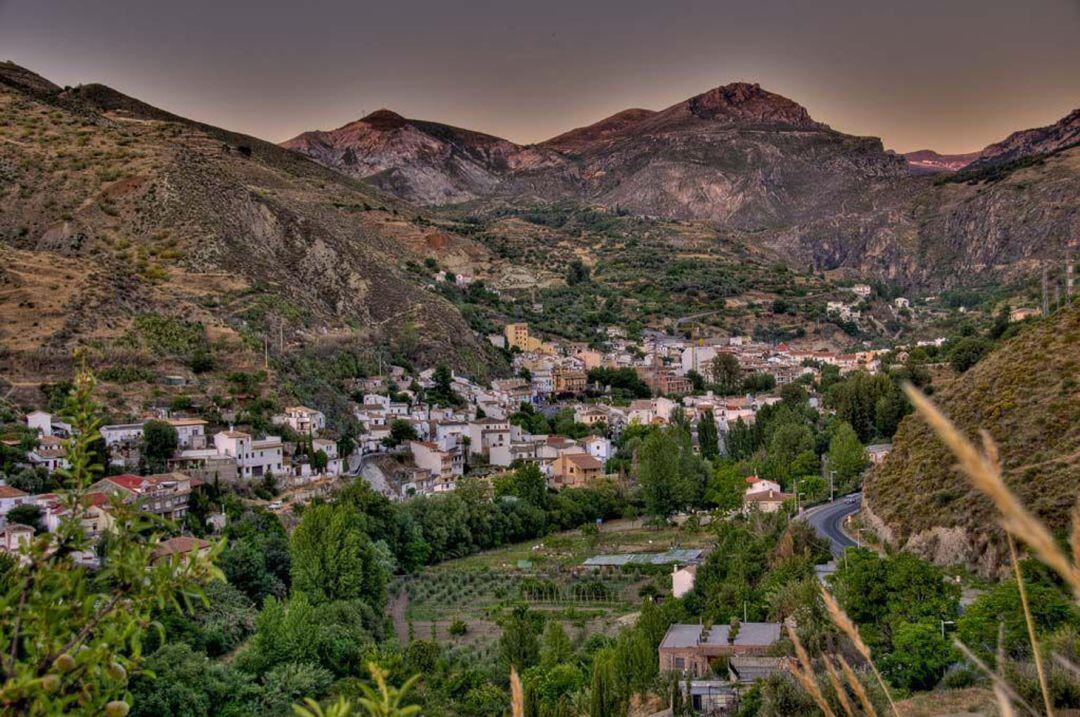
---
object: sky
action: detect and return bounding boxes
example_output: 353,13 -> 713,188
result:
1,0 -> 1078,153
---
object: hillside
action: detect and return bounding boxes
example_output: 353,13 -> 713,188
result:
901,149 -> 981,174
281,109 -> 568,205
863,303 -> 1080,576
284,82 -> 1079,290
965,107 -> 1080,171
0,62 -> 504,420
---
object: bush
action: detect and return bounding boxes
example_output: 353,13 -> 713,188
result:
99,364 -> 156,384
449,619 -> 468,636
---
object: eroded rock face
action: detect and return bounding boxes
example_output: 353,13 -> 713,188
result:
282,109 -> 569,204
862,497 -> 1007,578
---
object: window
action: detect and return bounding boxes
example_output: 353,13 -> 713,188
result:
673,657 -> 685,670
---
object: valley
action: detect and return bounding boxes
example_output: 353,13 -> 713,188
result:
0,54 -> 1077,717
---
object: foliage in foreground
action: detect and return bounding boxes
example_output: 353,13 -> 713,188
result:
0,369 -> 222,715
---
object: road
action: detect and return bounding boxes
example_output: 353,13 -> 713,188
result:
799,493 -> 862,555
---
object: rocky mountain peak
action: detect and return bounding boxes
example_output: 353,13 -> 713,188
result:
685,81 -> 822,128
359,108 -> 409,131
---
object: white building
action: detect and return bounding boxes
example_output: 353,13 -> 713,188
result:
213,430 -> 283,480
468,418 -> 511,458
672,564 -> 698,599
311,438 -> 344,476
100,423 -> 145,447
273,406 -> 326,435
0,486 -> 31,520
166,418 -> 208,449
581,435 -> 612,463
409,441 -> 462,482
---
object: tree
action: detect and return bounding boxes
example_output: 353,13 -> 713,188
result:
143,419 -> 179,473
293,663 -> 421,717
956,573 -> 1078,660
337,434 -> 356,461
741,372 -> 776,393
567,259 -> 590,285
706,462 -> 745,513
763,423 -> 813,486
588,648 -> 624,717
384,419 -> 419,448
128,642 -> 256,717
494,463 -> 549,510
539,621 -> 574,670
686,369 -> 706,393
698,409 -> 719,460
220,509 -> 291,604
827,372 -> 894,443
290,502 -> 387,608
948,336 -> 991,373
636,428 -> 706,516
311,449 -> 329,473
6,467 -> 55,494
0,369 -> 220,715
429,364 -> 463,407
725,418 -> 756,460
827,421 -> 868,491
709,353 -> 742,395
882,620 -> 953,691
6,503 -> 43,533
500,604 -> 540,670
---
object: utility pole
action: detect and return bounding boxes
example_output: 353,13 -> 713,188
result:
1067,249 -> 1074,299
830,470 -> 836,503
1042,264 -> 1050,316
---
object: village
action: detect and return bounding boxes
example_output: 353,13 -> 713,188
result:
0,312 -> 909,565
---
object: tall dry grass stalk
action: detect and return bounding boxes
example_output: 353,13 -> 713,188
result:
836,655 -> 877,717
820,588 -> 898,717
952,640 -> 1039,717
822,655 -> 855,717
510,666 -> 524,717
1008,535 -> 1054,717
902,385 -> 1080,601
785,622 -> 837,717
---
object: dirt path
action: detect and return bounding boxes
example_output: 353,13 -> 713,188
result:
390,588 -> 409,644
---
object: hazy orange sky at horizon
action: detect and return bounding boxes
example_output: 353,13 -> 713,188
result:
2,0 -> 1077,153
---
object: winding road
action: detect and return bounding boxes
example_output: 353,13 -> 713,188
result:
798,493 -> 862,555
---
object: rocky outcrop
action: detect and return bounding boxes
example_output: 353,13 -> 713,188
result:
967,108 -> 1080,170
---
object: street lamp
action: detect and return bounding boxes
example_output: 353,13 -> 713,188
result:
856,527 -> 870,548
940,620 -> 956,639
829,470 -> 836,502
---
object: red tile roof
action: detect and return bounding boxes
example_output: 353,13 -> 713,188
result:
105,475 -> 146,492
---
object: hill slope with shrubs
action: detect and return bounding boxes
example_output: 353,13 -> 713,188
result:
863,303 -> 1080,575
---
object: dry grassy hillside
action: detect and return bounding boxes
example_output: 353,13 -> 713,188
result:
0,63 -> 503,420
864,303 -> 1080,575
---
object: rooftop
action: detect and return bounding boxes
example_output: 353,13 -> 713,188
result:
660,622 -> 782,650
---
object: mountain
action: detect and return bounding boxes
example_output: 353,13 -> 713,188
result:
281,109 -> 567,205
965,108 -> 1080,171
541,108 -> 657,154
282,82 -> 1077,290
0,63 -> 502,418
863,304 -> 1080,577
901,149 -> 981,174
